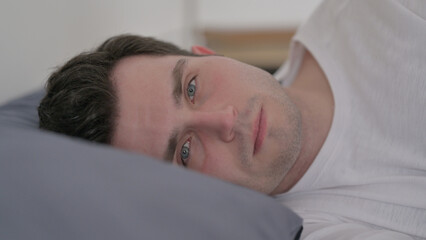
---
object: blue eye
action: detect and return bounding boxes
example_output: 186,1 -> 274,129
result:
180,139 -> 191,167
187,77 -> 196,102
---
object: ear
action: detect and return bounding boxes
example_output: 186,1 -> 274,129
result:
191,45 -> 216,55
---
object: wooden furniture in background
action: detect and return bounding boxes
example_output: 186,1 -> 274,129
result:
203,29 -> 296,72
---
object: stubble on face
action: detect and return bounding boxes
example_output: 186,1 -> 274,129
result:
229,70 -> 302,193
268,92 -> 302,178
264,72 -> 302,173
233,96 -> 259,168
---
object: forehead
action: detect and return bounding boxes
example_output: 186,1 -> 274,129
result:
111,55 -> 179,158
113,55 -> 179,85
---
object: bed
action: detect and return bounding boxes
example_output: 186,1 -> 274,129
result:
0,89 -> 302,239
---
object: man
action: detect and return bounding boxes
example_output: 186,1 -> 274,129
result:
39,0 -> 426,239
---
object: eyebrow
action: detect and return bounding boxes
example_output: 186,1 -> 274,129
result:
163,130 -> 178,162
163,58 -> 187,162
172,58 -> 187,106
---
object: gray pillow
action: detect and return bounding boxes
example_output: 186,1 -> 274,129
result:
0,90 -> 303,240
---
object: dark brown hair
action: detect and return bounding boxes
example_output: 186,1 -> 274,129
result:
38,34 -> 195,143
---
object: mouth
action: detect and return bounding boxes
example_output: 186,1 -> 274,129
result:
253,106 -> 266,155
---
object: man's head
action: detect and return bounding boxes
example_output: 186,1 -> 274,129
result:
39,34 -> 302,194
38,34 -> 195,143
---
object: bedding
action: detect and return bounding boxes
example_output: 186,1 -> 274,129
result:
0,89 -> 303,240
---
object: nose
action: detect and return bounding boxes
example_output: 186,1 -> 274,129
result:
188,105 -> 238,142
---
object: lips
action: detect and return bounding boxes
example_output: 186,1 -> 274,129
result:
253,107 -> 266,155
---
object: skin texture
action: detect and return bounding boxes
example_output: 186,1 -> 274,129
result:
111,47 -> 333,195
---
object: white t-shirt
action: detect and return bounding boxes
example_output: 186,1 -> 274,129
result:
274,0 -> 426,239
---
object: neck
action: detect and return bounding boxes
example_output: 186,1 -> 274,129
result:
271,50 -> 334,195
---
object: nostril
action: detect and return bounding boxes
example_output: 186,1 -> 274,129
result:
232,107 -> 237,118
224,105 -> 237,142
228,127 -> 236,141
224,106 -> 237,126
221,125 -> 235,142
228,105 -> 238,120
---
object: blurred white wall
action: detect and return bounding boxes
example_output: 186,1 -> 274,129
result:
0,0 -> 321,104
198,0 -> 322,30
0,0 -> 189,104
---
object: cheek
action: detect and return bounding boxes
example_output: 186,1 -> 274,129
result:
198,143 -> 244,182
199,143 -> 227,173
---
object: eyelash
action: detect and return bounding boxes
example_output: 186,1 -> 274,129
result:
178,76 -> 197,167
179,137 -> 192,167
186,76 -> 197,103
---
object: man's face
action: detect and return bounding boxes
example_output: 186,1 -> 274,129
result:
111,54 -> 302,194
